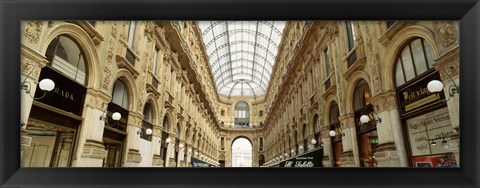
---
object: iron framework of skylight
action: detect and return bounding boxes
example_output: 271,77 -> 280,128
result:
198,21 -> 286,98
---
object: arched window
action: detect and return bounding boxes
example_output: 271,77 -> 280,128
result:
140,102 -> 153,141
302,124 -> 308,150
395,38 -> 436,86
45,35 -> 87,86
160,116 -> 169,166
353,79 -> 370,111
235,101 -> 250,127
329,102 -> 342,167
352,79 -> 378,167
313,115 -> 320,147
112,80 -> 129,110
294,130 -> 298,154
162,116 -> 169,133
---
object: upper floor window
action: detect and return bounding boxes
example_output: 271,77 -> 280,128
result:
259,110 -> 264,117
45,35 -> 87,86
152,46 -> 159,76
346,21 -> 356,51
395,38 -> 436,87
235,101 -> 250,127
221,110 -> 225,116
112,80 -> 129,110
323,48 -> 330,77
127,21 -> 136,47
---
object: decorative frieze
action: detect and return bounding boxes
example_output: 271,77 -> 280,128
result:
434,21 -> 457,48
24,21 -> 43,44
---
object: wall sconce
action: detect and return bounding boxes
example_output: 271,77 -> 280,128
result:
360,112 -> 382,124
427,67 -> 459,102
138,128 -> 153,135
99,111 -> 121,126
311,139 -> 317,145
21,76 -> 55,100
329,126 -> 345,137
284,153 -> 288,157
290,149 -> 295,155
165,138 -> 172,144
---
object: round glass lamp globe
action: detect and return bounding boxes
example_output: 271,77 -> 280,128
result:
165,138 -> 171,143
311,139 -> 317,145
38,78 -> 55,91
299,146 -> 303,150
111,112 -> 122,121
329,130 -> 336,137
145,128 -> 153,135
360,115 -> 370,124
427,80 -> 444,93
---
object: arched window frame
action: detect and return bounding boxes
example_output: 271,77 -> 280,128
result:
395,38 -> 436,87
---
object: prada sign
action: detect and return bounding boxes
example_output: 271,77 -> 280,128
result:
34,67 -> 87,116
397,71 -> 445,116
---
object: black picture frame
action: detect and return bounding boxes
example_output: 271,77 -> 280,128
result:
1,0 -> 479,187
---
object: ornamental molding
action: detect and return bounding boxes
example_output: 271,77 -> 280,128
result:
24,21 -> 43,44
434,21 -> 457,48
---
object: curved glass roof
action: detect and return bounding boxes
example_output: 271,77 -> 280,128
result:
198,21 -> 286,97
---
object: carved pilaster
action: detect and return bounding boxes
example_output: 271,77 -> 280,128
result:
102,24 -> 118,90
369,91 -> 398,112
434,46 -> 460,80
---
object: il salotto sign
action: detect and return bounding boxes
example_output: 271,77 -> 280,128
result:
275,148 -> 323,167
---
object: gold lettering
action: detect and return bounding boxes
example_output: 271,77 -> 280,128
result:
52,86 -> 75,101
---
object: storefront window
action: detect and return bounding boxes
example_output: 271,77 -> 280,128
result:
23,34 -> 87,167
329,102 -> 342,167
394,38 -> 458,167
353,79 -> 378,167
103,79 -> 130,167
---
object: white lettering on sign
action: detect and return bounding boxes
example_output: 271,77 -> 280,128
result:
295,161 -> 314,167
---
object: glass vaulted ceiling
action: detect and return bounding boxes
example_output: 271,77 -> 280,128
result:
198,21 -> 286,97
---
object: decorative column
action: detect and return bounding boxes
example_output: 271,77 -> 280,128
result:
20,47 -> 49,161
434,47 -> 460,131
338,114 -> 358,167
320,126 -> 332,167
434,46 -> 460,165
186,146 -> 192,167
177,141 -> 185,167
124,112 -> 143,167
73,90 -> 111,167
166,134 -> 177,167
152,125 -> 163,167
370,91 -> 405,167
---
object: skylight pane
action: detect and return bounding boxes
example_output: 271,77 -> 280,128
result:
199,21 -> 285,97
